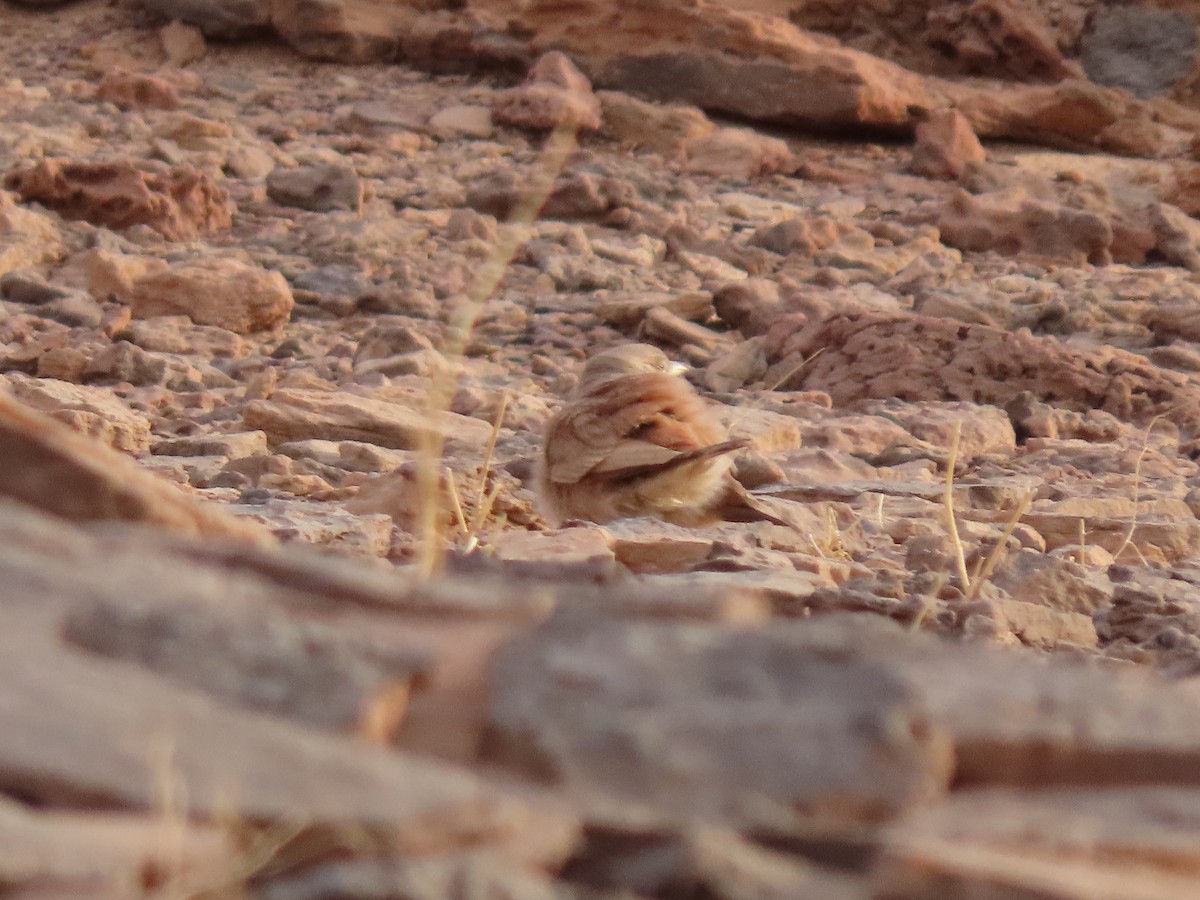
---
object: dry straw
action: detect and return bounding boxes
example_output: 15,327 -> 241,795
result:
412,124 -> 578,578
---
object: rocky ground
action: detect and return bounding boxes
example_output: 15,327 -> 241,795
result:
9,0 -> 1200,896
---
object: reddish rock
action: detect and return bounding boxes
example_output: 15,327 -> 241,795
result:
598,90 -> 714,156
95,69 -> 181,111
3,158 -> 233,241
4,373 -> 152,454
271,0 -> 404,63
1150,202 -> 1200,271
0,191 -> 61,277
766,309 -> 1200,434
951,78 -> 1193,158
517,0 -> 935,128
127,257 -> 294,334
936,188 -> 1113,265
0,389 -> 271,543
159,20 -> 207,66
493,51 -> 602,132
679,127 -> 793,179
925,0 -> 1068,82
910,109 -> 985,179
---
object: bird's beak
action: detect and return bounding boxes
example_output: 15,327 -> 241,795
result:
667,360 -> 689,376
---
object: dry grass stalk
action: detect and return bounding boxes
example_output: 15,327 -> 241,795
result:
444,467 -> 470,539
943,420 -> 971,592
412,124 -> 578,577
766,346 -> 826,392
965,491 -> 1035,602
1112,415 -> 1165,565
474,391 -> 509,511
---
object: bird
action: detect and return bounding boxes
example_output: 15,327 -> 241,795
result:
538,343 -> 781,528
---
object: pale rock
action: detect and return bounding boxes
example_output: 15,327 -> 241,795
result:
769,308 -> 1198,434
706,337 -> 769,392
602,518 -> 716,574
493,51 -> 602,132
680,127 -> 793,180
793,413 -> 916,458
117,315 -> 248,358
231,498 -> 393,557
594,290 -> 713,329
488,528 -> 616,581
1056,544 -> 1115,567
58,248 -> 168,301
127,257 -> 295,334
428,105 -> 495,139
143,454 -> 228,488
153,431 -> 269,460
640,305 -> 724,355
278,439 -> 410,473
1149,202 -> 1200,272
485,614 -> 953,832
355,348 -> 453,381
154,111 -> 231,152
0,191 -> 62,278
224,141 -> 277,180
4,374 -> 152,454
1022,507 -> 1200,563
673,248 -> 748,286
0,389 -> 271,543
879,787 -> 1200,898
159,20 -> 207,67
544,1 -> 935,129
964,595 -> 1099,651
270,0 -> 401,63
858,400 -> 1017,459
751,215 -> 869,257
244,389 -> 492,451
267,163 -> 362,213
598,90 -> 714,156
0,798 -> 234,895
714,406 -> 804,453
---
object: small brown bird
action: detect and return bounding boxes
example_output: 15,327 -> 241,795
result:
539,343 -> 756,527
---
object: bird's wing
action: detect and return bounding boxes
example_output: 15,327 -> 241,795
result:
587,439 -> 684,476
544,373 -> 728,485
588,438 -> 747,482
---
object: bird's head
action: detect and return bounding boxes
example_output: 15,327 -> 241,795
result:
576,343 -> 689,393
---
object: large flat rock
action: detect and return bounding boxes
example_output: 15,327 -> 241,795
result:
483,613 -> 955,834
0,389 -> 272,545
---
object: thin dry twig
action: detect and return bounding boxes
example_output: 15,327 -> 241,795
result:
766,346 -> 826,393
